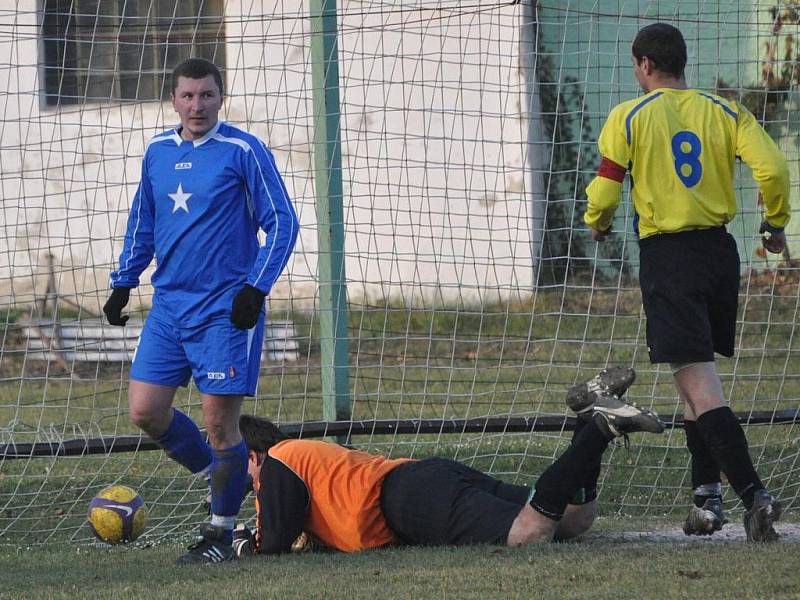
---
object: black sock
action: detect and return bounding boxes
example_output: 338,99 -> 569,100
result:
570,417 -> 601,503
684,420 -> 722,507
696,407 -> 763,510
530,419 -> 611,519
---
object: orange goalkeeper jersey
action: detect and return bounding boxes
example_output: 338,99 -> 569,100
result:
584,87 -> 790,239
253,439 -> 414,553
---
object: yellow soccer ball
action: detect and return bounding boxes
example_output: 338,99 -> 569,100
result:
87,485 -> 148,544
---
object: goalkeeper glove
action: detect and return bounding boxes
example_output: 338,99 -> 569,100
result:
103,287 -> 131,326
232,523 -> 256,557
759,220 -> 786,255
231,284 -> 265,330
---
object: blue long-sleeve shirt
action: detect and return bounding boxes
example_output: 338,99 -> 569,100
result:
110,121 -> 299,326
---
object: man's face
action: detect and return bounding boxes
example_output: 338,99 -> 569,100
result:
171,74 -> 222,141
247,451 -> 261,488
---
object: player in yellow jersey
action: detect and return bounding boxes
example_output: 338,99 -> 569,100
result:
584,23 -> 790,542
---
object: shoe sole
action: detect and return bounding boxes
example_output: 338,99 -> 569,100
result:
594,405 -> 665,434
566,367 -> 636,413
745,500 -> 783,542
683,507 -> 728,536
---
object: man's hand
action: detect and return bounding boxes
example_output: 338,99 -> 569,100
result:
232,524 -> 256,557
759,221 -> 786,255
592,226 -> 612,242
231,284 -> 266,330
103,288 -> 131,326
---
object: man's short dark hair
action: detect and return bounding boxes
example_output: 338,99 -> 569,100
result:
240,414 -> 291,453
632,23 -> 687,78
171,57 -> 224,96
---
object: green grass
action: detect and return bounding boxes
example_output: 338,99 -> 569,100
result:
1,530 -> 799,599
1,288 -> 799,548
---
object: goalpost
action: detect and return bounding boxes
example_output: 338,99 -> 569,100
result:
1,0 -> 798,545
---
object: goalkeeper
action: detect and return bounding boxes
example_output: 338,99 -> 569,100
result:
584,23 -> 789,541
234,368 -> 663,555
104,57 -> 299,563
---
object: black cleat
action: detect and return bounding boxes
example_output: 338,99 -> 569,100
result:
683,497 -> 729,536
177,524 -> 236,564
573,392 -> 665,439
744,489 -> 782,542
566,367 -> 637,415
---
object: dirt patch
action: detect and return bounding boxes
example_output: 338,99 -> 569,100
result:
590,521 -> 800,544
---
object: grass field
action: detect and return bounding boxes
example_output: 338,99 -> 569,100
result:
2,521 -> 799,600
1,285 -> 799,596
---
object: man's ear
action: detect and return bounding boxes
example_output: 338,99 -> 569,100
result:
642,56 -> 655,76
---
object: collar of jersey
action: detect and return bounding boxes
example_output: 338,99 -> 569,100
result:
173,120 -> 223,147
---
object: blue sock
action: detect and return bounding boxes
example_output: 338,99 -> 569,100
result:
155,409 -> 213,475
210,440 -> 249,546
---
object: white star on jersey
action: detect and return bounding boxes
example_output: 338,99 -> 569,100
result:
168,183 -> 192,213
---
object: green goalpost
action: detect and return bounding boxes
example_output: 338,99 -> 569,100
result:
0,0 -> 798,545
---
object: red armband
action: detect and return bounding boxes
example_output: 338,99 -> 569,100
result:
597,157 -> 626,183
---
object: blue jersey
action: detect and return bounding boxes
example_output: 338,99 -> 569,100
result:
110,121 -> 299,326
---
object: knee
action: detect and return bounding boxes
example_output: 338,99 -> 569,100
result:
554,503 -> 596,541
506,505 -> 558,545
203,415 -> 241,449
128,399 -> 172,437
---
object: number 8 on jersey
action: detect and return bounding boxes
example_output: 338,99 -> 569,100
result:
671,130 -> 702,187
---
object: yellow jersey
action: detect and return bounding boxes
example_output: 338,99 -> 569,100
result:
584,87 -> 790,239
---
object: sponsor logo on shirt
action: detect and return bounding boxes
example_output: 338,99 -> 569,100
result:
207,372 -> 226,380
175,162 -> 192,170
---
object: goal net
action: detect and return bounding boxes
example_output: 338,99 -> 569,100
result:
1,0 -> 798,545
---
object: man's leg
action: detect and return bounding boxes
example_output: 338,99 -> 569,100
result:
553,501 -> 597,541
511,390 -> 665,545
129,380 -> 213,476
516,417 -> 614,544
553,367 -> 639,541
676,374 -> 727,535
675,362 -> 781,541
176,393 -> 247,565
202,393 -> 248,546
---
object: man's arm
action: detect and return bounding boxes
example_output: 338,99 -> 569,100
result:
109,157 -> 156,289
229,142 -> 299,330
254,455 -> 310,555
735,106 -> 791,245
584,107 -> 630,239
242,142 -> 300,296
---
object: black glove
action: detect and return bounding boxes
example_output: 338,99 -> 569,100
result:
759,220 -> 786,255
232,524 -> 256,557
103,287 -> 131,326
231,284 -> 265,330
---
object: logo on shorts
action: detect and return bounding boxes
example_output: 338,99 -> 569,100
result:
207,372 -> 226,380
175,162 -> 192,170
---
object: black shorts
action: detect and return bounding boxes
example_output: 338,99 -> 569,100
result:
380,458 -> 529,546
638,227 -> 739,363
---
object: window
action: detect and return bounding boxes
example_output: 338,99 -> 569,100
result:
41,0 -> 226,106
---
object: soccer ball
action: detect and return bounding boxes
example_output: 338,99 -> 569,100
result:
87,485 -> 148,544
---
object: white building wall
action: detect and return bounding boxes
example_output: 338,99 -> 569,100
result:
0,1 -> 534,312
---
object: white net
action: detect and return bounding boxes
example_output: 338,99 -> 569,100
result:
0,0 -> 798,544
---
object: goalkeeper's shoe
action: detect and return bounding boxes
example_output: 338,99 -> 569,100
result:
570,392 -> 665,439
683,498 -> 728,536
743,489 -> 782,543
177,524 -> 236,564
566,367 -> 636,415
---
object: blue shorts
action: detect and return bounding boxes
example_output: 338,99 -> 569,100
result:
130,311 -> 265,396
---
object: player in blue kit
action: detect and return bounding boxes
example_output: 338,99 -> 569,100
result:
103,58 -> 299,563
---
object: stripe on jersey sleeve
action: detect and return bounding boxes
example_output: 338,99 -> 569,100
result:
597,156 -> 626,182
